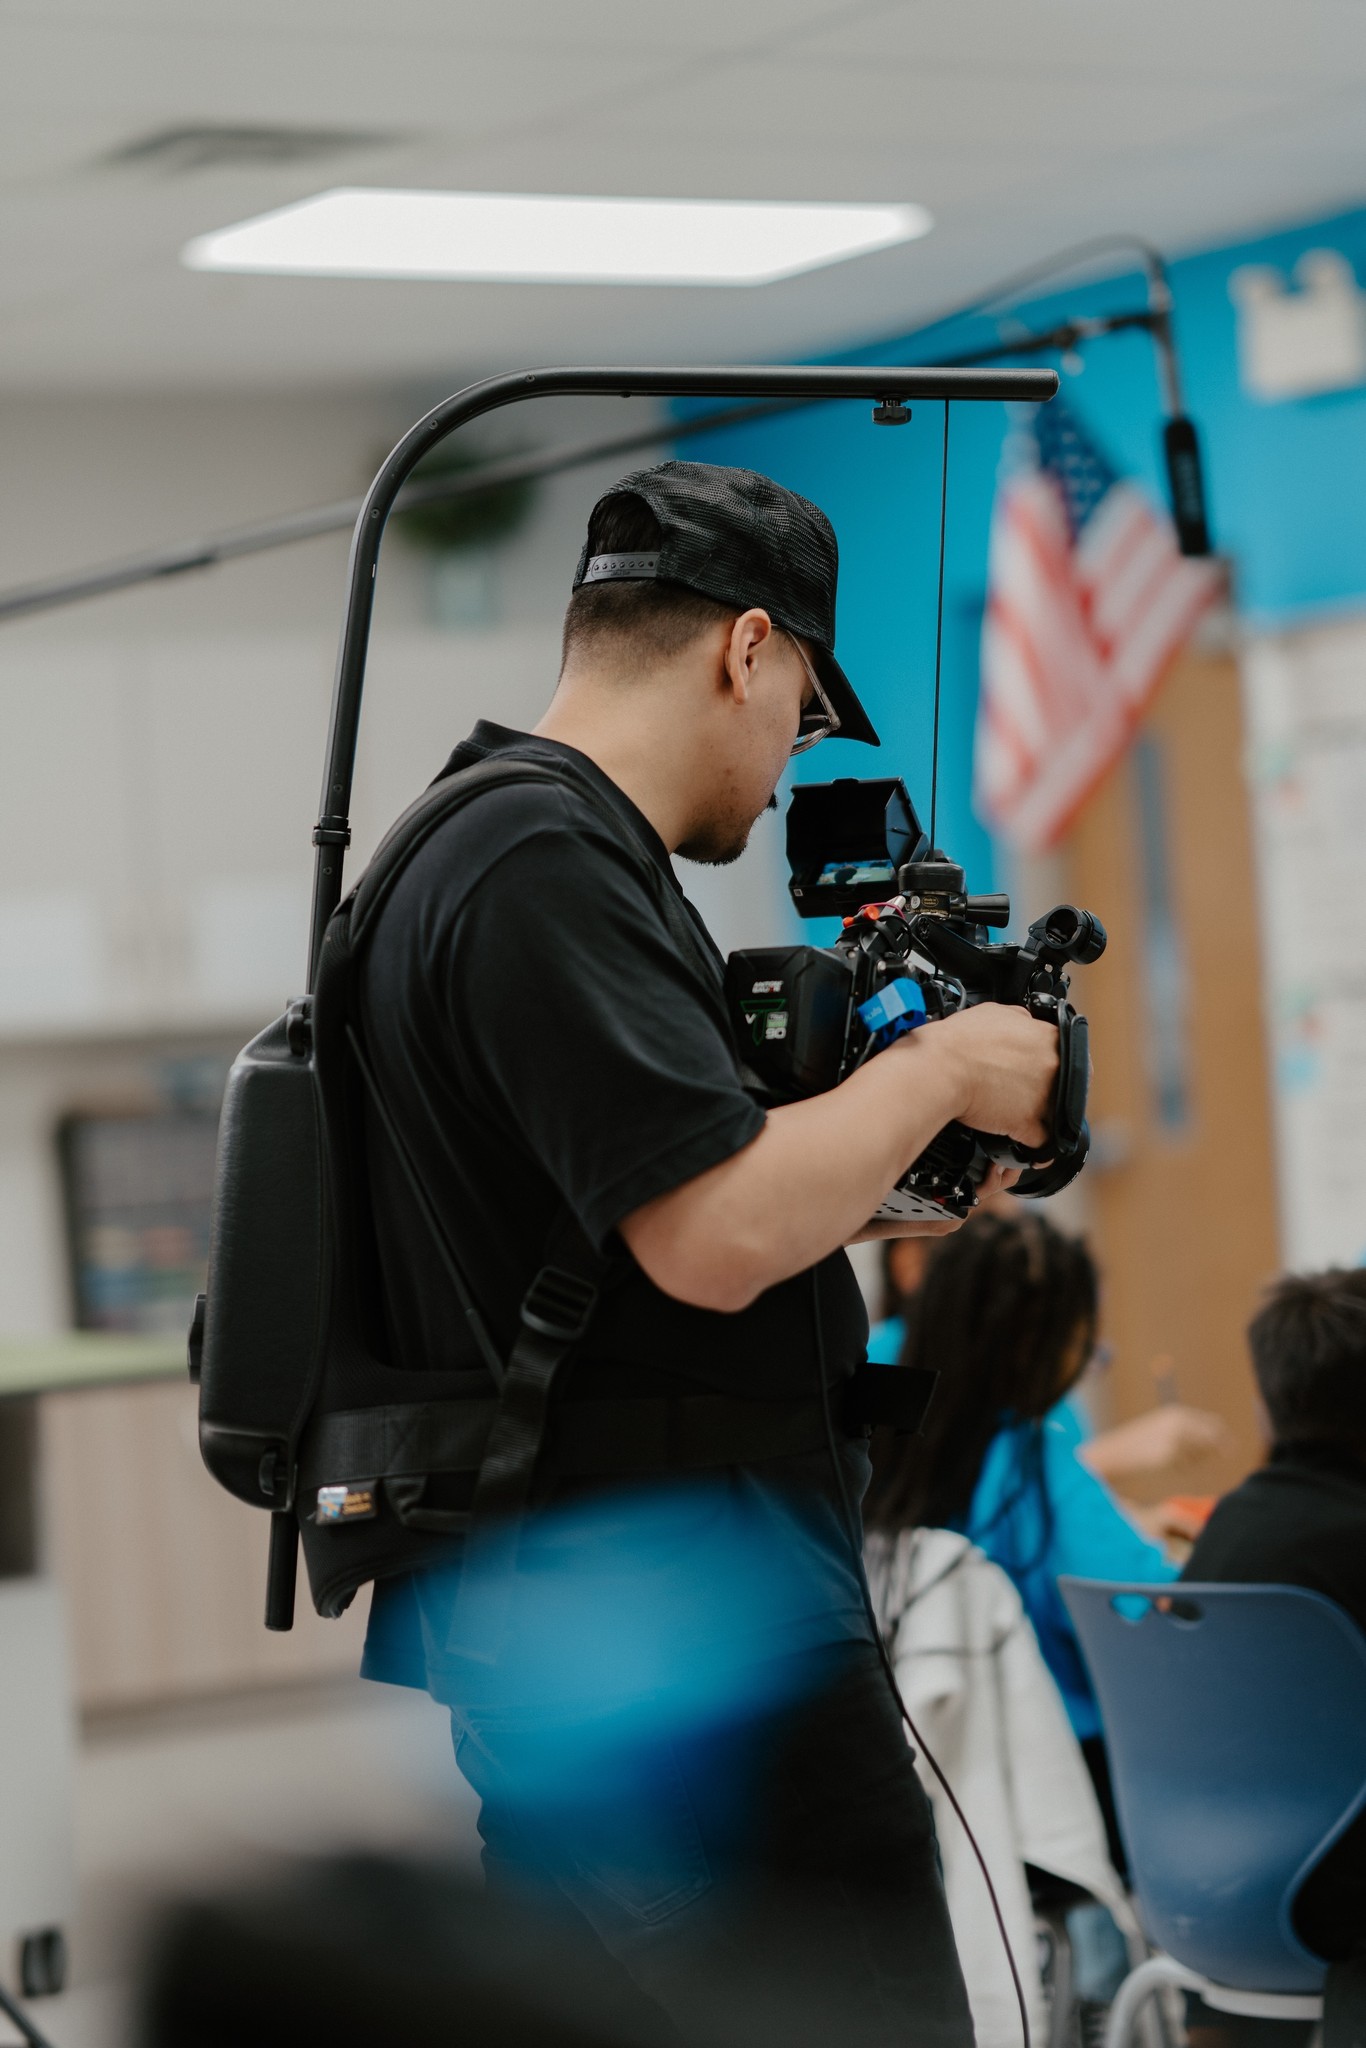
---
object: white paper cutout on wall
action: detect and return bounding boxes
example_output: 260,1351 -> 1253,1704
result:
1241,619 -> 1366,1269
1229,249 -> 1366,402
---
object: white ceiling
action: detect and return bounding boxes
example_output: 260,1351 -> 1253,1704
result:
4,0 -> 1366,392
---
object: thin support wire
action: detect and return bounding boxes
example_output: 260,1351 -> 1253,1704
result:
929,399 -> 951,851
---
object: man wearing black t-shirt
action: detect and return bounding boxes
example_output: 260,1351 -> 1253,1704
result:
358,461 -> 1060,2044
1185,1267 -> 1366,1991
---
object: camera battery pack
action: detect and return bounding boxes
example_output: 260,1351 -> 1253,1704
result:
725,945 -> 855,1099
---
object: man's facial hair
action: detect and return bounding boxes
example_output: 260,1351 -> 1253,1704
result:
678,824 -> 751,868
677,789 -> 779,868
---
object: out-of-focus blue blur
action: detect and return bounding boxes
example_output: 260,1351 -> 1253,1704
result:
406,1483 -> 836,1793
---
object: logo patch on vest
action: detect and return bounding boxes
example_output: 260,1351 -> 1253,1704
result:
315,1483 -> 378,1525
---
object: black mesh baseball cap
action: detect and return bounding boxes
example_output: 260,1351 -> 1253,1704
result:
572,459 -> 880,748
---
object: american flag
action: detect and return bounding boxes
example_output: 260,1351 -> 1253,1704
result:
974,398 -> 1220,852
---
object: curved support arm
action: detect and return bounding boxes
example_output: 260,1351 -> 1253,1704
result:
306,360 -> 1059,982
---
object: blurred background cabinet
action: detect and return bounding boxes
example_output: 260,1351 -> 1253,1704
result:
40,1379 -> 369,1712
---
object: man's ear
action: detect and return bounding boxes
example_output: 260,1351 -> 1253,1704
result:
722,609 -> 774,705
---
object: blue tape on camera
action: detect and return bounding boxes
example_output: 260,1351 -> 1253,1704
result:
858,978 -> 928,1045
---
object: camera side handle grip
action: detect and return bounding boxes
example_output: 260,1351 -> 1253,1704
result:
1052,1009 -> 1089,1152
1011,1131 -> 1090,1201
1011,1004 -> 1091,1200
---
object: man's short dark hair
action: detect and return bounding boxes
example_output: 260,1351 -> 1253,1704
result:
1247,1267 -> 1366,1445
561,493 -> 736,670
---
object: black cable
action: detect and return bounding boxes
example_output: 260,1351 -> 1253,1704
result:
920,232 -> 1172,337
928,400 -> 950,853
0,397 -> 794,625
0,1982 -> 59,2048
0,235 -> 1177,629
812,1268 -> 1032,2048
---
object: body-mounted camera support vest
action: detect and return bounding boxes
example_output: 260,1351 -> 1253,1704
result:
195,753 -> 935,1632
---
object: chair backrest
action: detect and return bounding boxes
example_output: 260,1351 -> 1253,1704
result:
1061,1579 -> 1366,1992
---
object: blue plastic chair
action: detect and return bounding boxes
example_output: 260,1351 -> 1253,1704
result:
1061,1580 -> 1366,2044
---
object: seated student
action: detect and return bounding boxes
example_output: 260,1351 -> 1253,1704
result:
867,1237 -> 933,1362
867,1520 -> 1138,2048
1184,1266 -> 1366,1968
864,1211 -> 1177,1867
869,1234 -> 1229,1493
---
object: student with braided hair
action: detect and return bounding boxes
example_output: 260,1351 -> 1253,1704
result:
864,1210 -> 1177,1865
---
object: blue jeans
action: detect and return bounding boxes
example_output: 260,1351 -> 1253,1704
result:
450,1639 -> 975,2048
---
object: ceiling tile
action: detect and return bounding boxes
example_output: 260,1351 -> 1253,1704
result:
794,0 -> 1366,85
0,0 -> 1362,390
0,16 -> 670,130
1,0 -> 873,59
605,57 -> 1297,157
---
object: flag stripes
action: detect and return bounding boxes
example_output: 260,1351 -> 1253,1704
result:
975,403 -> 1219,853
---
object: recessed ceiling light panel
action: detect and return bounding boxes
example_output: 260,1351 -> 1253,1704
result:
181,188 -> 932,286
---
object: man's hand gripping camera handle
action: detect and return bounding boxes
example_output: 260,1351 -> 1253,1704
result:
926,1000 -> 1062,1153
992,999 -> 1092,1198
923,993 -> 1093,1198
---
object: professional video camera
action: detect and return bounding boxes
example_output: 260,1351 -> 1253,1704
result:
724,778 -> 1106,1221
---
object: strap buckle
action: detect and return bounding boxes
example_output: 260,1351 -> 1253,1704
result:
520,1265 -> 598,1344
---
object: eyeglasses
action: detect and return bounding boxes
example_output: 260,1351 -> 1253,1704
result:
785,632 -> 842,754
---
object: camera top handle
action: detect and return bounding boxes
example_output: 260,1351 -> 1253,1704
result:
307,361 -> 1058,984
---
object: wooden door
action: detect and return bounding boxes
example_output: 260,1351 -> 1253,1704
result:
1061,645 -> 1279,1496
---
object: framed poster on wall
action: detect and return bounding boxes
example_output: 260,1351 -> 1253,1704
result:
57,1109 -> 218,1334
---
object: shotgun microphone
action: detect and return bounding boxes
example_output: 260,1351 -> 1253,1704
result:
1163,414 -> 1211,558
1149,283 -> 1213,557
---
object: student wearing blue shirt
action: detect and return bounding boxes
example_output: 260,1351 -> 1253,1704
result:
866,1237 -> 933,1364
864,1210 -> 1176,1868
962,1391 -> 1175,1746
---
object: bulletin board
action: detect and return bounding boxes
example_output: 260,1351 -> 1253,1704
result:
1241,616 -> 1366,1269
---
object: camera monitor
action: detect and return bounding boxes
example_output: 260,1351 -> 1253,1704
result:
786,776 -> 930,920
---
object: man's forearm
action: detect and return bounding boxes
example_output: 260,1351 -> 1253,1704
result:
621,1028 -> 967,1312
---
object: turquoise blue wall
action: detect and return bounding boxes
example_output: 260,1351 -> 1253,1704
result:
681,201 -> 1366,899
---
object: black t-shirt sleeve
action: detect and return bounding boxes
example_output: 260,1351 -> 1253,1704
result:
445,821 -> 765,1249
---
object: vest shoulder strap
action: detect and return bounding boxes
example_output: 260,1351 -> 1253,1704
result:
312,752 -> 688,1640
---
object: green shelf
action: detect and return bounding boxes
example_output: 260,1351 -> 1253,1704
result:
0,1331 -> 188,1400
